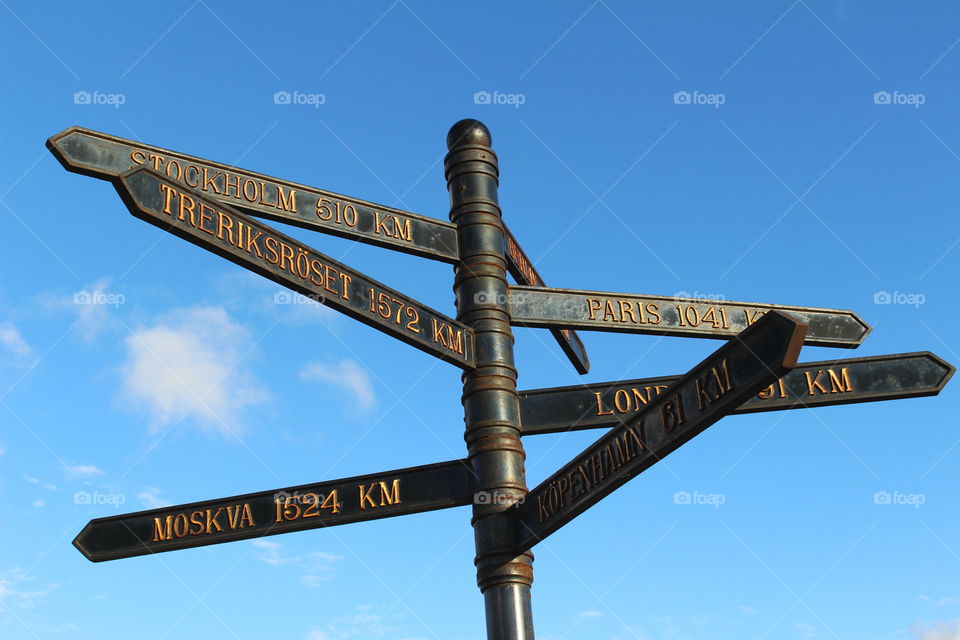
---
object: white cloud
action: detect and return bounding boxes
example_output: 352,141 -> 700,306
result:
914,622 -> 960,640
738,605 -> 759,614
579,610 -> 604,618
34,279 -> 123,342
251,540 -> 340,586
31,500 -> 44,508
137,488 -> 170,509
0,322 -> 31,358
796,622 -> 816,638
67,464 -> 104,478
300,359 -> 375,412
0,568 -> 53,610
305,605 -> 398,639
22,474 -> 38,484
120,306 -> 267,437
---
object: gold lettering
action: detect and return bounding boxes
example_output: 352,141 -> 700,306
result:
152,515 -> 173,542
613,389 -> 630,413
173,514 -> 188,538
587,298 -> 602,321
159,183 -> 176,215
198,202 -> 216,235
264,236 -> 280,264
744,309 -> 765,326
184,164 -> 201,188
377,479 -> 401,506
358,483 -> 378,509
224,173 -> 241,198
205,508 -> 223,533
202,168 -> 222,194
594,392 -> 614,416
374,212 -> 390,236
279,242 -> 295,273
828,367 -> 853,393
805,370 -> 829,395
177,191 -> 197,226
277,185 -> 297,212
216,211 -> 234,244
188,511 -> 204,535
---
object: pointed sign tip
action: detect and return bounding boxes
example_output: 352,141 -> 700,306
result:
73,521 -> 98,563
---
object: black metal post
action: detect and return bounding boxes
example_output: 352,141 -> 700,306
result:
445,119 -> 535,640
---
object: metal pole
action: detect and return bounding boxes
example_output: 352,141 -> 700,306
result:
445,119 -> 536,640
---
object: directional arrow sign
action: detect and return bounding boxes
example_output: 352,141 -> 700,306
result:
513,311 -> 806,551
503,226 -> 590,374
48,127 -> 460,262
74,459 -> 476,562
507,285 -> 869,348
114,168 -> 475,368
518,352 -> 955,435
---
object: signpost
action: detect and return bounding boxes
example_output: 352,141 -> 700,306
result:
113,168 -> 475,369
507,285 -> 870,348
518,352 -> 955,435
49,119 -> 951,640
513,311 -> 807,551
74,459 -> 475,562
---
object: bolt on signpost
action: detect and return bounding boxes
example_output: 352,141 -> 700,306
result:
48,119 -> 953,640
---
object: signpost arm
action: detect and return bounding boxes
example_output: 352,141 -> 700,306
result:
446,120 -> 535,640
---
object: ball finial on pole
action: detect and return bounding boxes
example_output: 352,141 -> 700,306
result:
447,119 -> 493,150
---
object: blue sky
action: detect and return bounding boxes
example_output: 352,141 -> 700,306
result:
2,1 -> 960,638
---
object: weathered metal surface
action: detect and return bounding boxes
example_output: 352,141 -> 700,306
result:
47,127 -> 460,262
74,459 -> 476,562
503,226 -> 590,375
114,168 -> 475,369
513,311 -> 807,551
518,352 -> 955,435
507,285 -> 869,348
447,119 -> 535,640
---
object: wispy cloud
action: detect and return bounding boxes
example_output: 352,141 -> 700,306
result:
0,322 -> 31,359
120,306 -> 268,437
36,279 -> 125,342
251,539 -> 340,587
0,567 -> 54,611
137,488 -> 170,509
913,621 -> 960,639
300,359 -> 375,412
66,464 -> 104,478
